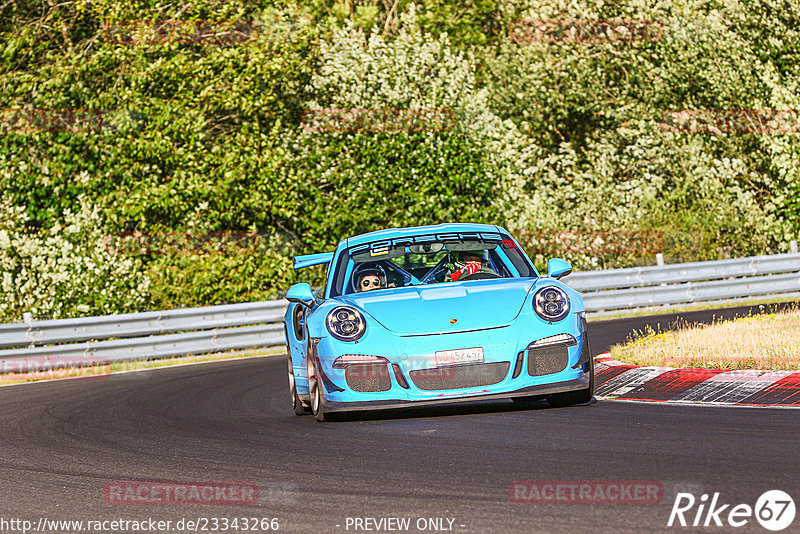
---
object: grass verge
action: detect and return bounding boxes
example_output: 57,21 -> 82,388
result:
0,346 -> 286,386
610,306 -> 800,370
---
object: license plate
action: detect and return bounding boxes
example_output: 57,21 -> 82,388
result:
435,347 -> 484,367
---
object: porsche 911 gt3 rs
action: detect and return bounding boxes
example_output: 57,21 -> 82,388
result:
284,223 -> 593,421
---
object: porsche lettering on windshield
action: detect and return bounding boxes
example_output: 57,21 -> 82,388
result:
347,232 -> 503,256
335,233 -> 536,296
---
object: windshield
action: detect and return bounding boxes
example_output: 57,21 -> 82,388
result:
330,232 -> 537,297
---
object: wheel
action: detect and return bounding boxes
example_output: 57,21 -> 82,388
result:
546,352 -> 594,408
310,380 -> 326,422
288,356 -> 310,415
310,377 -> 343,422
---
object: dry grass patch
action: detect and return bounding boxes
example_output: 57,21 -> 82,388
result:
610,307 -> 800,370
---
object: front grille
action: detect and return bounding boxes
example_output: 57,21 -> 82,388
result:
345,363 -> 392,392
409,362 -> 510,391
527,345 -> 569,376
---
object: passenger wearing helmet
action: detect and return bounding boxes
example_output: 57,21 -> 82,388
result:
448,251 -> 486,282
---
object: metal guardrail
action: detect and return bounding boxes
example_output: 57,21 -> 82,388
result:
564,252 -> 800,313
0,301 -> 287,348
1,251 -> 798,373
0,302 -> 287,373
565,253 -> 800,291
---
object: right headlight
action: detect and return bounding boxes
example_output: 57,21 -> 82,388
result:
533,286 -> 570,323
326,306 -> 366,342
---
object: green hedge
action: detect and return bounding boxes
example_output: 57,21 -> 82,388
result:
1,0 -> 798,319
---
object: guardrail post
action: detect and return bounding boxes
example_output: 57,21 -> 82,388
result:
655,253 -> 664,266
791,240 -> 798,254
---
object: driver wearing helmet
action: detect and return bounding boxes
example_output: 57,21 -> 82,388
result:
448,251 -> 486,282
352,263 -> 386,292
357,268 -> 383,292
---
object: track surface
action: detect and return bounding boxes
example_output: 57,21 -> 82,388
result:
1,306 -> 798,533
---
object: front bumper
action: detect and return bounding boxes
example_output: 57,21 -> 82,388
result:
309,311 -> 592,411
321,375 -> 590,413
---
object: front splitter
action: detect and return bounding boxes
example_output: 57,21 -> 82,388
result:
322,376 -> 591,413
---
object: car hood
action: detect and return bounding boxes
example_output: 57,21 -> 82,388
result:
338,278 -> 536,336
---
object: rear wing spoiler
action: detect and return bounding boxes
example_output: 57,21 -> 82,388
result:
293,252 -> 335,270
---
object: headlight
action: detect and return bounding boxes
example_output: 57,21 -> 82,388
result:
326,306 -> 366,342
533,286 -> 570,322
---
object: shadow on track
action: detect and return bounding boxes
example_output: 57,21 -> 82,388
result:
320,397 -> 598,423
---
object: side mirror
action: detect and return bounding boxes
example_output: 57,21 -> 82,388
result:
286,282 -> 316,308
547,258 -> 572,280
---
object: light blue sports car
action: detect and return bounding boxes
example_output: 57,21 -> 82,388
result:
284,223 -> 593,421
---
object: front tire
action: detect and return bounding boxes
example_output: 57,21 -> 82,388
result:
310,377 -> 343,422
546,353 -> 594,408
310,380 -> 326,422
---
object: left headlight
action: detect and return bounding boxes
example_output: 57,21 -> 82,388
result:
326,306 -> 366,342
533,286 -> 570,322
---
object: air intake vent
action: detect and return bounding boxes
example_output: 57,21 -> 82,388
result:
345,363 -> 392,392
527,345 -> 569,377
409,362 -> 510,391
512,352 -> 525,379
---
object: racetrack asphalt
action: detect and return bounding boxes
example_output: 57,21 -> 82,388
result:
0,306 -> 798,533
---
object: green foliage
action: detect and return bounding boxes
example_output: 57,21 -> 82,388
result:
0,2 -> 319,317
274,129 -> 502,252
0,197 -> 150,319
299,0 -> 520,48
0,0 -> 798,319
486,0 -> 800,267
146,235 -> 298,308
287,14 -> 518,250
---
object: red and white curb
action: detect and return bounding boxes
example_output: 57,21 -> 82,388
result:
593,353 -> 800,407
